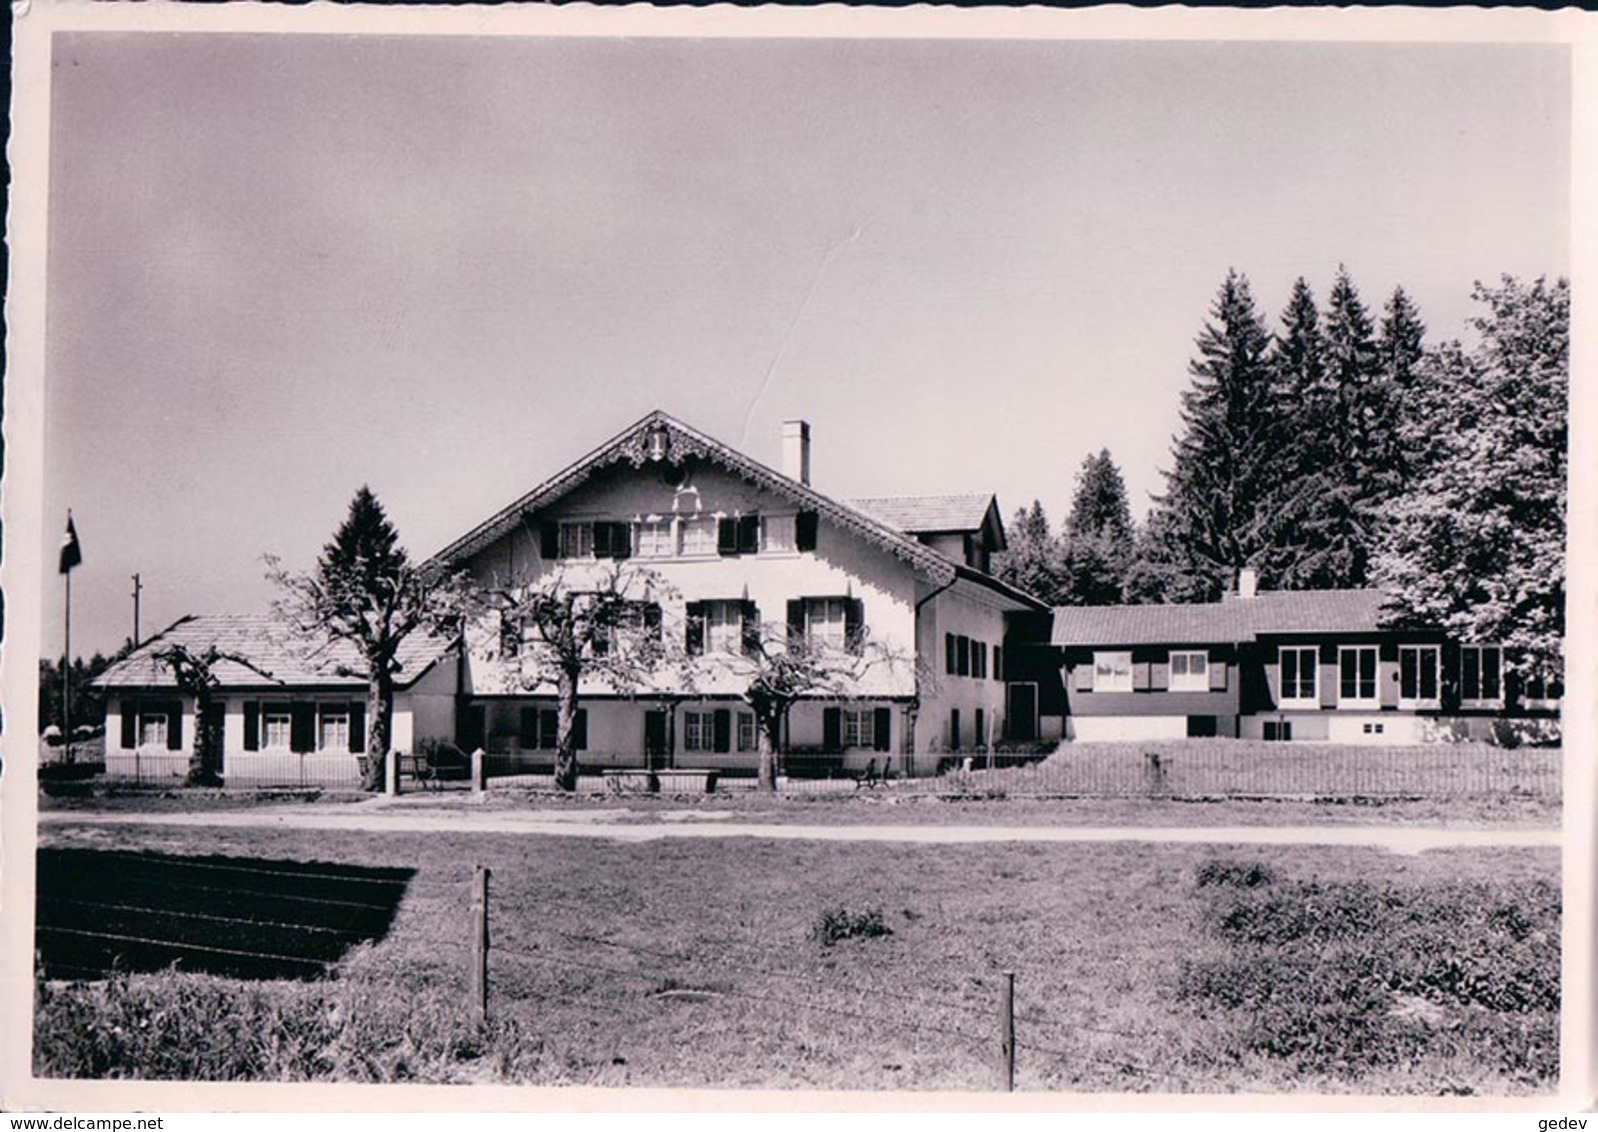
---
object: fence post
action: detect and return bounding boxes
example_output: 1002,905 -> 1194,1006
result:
1000,970 -> 1015,1092
470,865 -> 490,1022
471,747 -> 485,795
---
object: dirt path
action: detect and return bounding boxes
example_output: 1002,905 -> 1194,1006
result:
37,805 -> 1561,854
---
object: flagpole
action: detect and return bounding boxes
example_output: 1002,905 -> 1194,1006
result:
64,565 -> 72,766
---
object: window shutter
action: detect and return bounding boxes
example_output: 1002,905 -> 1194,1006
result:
845,599 -> 864,654
519,707 -> 538,748
738,515 -> 760,555
796,511 -> 818,552
1209,660 -> 1227,691
541,523 -> 560,560
291,703 -> 315,753
946,634 -> 956,675
787,600 -> 806,648
573,709 -> 588,751
241,702 -> 260,752
956,637 -> 970,677
167,705 -> 184,750
822,707 -> 842,752
120,702 -> 137,750
540,709 -> 558,750
717,518 -> 739,556
1151,662 -> 1169,691
1133,661 -> 1151,691
612,522 -> 632,560
873,707 -> 892,752
592,522 -> 614,559
713,709 -> 732,753
685,602 -> 705,655
741,601 -> 761,657
994,647 -> 1004,682
349,701 -> 366,754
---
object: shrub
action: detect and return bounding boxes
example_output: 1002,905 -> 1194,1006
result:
1194,859 -> 1277,890
809,907 -> 893,947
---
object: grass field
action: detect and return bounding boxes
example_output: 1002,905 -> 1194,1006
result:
33,823 -> 1558,1093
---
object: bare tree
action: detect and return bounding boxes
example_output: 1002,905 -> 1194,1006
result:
697,617 -> 916,792
483,562 -> 683,791
150,643 -> 278,786
267,487 -> 471,792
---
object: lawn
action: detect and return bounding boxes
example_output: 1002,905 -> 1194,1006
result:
33,823 -> 1559,1094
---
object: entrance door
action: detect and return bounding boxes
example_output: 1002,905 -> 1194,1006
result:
1007,683 -> 1038,742
644,710 -> 671,770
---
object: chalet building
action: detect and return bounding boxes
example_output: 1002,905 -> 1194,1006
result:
94,415 -> 1560,786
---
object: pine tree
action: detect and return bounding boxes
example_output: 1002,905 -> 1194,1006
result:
269,487 -> 470,792
993,501 -> 1064,604
1147,270 -> 1278,601
1059,449 -> 1134,605
1373,276 -> 1567,689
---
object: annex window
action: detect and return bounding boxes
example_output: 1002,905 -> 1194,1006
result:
737,712 -> 758,753
637,517 -> 675,558
1460,645 -> 1503,707
680,515 -> 718,556
1338,646 -> 1379,705
1399,645 -> 1441,709
1279,646 -> 1319,707
1521,672 -> 1563,708
761,514 -> 797,554
319,705 -> 350,752
684,710 -> 711,753
1093,651 -> 1133,693
139,711 -> 169,749
1169,650 -> 1209,693
262,705 -> 293,750
558,521 -> 594,559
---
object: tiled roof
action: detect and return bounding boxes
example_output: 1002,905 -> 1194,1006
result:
1050,589 -> 1391,647
847,494 -> 998,535
95,614 -> 456,691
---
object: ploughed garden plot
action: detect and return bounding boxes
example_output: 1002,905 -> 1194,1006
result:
35,848 -> 414,980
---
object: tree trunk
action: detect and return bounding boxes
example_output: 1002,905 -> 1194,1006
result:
186,689 -> 222,787
364,673 -> 394,793
554,665 -> 581,792
756,712 -> 782,793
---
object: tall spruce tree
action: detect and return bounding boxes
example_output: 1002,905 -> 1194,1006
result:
1059,449 -> 1134,605
269,487 -> 470,792
1259,276 -> 1342,589
1373,276 -> 1567,690
1144,270 -> 1278,601
993,500 -> 1064,604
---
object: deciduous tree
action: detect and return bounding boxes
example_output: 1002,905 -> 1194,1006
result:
1373,276 -> 1567,687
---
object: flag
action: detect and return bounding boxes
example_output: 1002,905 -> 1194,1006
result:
59,513 -> 82,574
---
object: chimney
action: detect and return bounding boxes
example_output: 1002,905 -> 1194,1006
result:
1237,566 -> 1258,600
782,419 -> 811,486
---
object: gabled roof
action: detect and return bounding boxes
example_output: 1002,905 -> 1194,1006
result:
431,410 -> 963,584
848,493 -> 1005,545
1050,589 -> 1392,647
95,614 -> 457,692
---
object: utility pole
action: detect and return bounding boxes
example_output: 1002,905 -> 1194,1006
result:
131,573 -> 142,647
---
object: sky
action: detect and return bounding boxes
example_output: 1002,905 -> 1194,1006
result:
39,32 -> 1570,659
